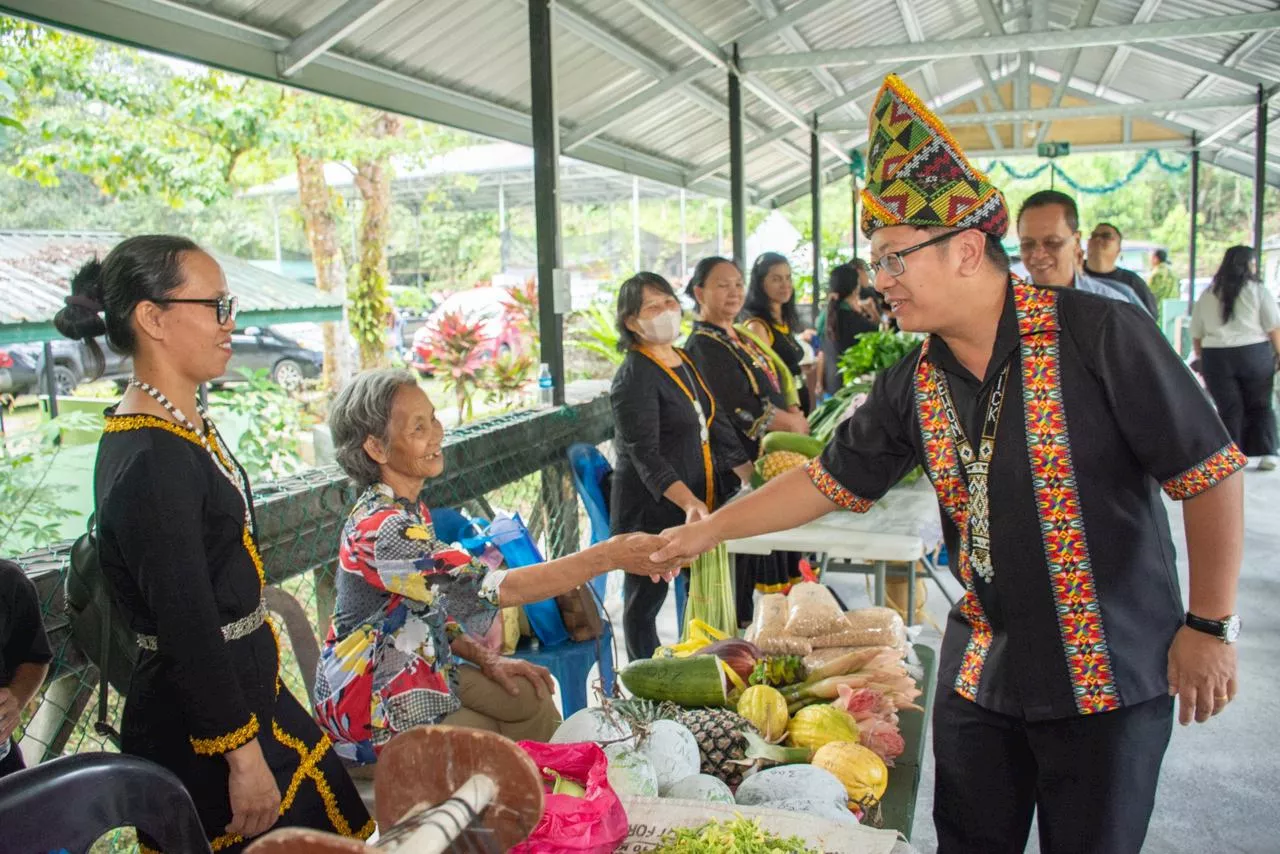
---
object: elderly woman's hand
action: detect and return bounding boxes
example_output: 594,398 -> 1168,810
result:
481,656 -> 557,699
607,533 -> 681,582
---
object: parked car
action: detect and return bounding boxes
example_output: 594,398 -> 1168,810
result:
0,346 -> 40,396
410,287 -> 528,377
15,325 -> 323,394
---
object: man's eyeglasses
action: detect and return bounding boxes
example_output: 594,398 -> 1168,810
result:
869,230 -> 964,278
153,295 -> 239,326
1019,237 -> 1073,256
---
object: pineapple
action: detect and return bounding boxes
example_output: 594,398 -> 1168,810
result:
611,699 -> 759,790
675,707 -> 759,790
758,450 -> 809,481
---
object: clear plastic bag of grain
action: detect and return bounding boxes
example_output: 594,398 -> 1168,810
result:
783,582 -> 851,638
810,607 -> 907,650
748,594 -> 814,655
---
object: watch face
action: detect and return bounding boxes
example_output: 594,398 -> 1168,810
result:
1224,615 -> 1242,643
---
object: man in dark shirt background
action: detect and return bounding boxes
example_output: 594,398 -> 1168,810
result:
0,558 -> 52,778
1085,221 -> 1160,316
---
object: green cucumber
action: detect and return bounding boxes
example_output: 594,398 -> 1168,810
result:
761,431 -> 826,459
620,655 -> 728,707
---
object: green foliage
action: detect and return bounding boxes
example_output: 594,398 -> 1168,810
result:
485,350 -> 535,411
211,370 -> 306,481
390,285 -> 436,315
572,303 -> 625,367
348,259 -> 391,367
0,411 -> 100,554
838,330 -> 922,385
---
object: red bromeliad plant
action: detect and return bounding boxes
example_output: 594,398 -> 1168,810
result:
502,276 -> 539,338
428,311 -> 488,421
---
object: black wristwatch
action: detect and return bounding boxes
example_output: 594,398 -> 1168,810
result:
1185,612 -> 1241,644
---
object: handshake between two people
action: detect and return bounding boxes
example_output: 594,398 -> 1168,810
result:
604,514 -> 723,584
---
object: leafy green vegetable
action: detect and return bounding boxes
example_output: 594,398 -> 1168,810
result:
838,331 -> 923,386
650,816 -> 820,853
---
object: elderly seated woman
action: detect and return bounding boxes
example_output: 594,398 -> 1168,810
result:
314,369 -> 673,764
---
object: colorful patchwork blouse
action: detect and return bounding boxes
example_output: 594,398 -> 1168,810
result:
314,484 -> 503,764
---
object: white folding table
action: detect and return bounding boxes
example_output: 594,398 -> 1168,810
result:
724,478 -> 950,624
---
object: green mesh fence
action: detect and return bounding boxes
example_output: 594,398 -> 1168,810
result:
12,396 -> 614,770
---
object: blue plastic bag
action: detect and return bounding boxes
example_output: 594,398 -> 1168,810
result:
485,513 -> 571,647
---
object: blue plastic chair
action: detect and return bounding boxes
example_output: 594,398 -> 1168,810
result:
566,443 -> 687,629
512,626 -> 616,717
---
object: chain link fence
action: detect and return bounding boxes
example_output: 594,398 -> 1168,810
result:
12,396 -> 615,771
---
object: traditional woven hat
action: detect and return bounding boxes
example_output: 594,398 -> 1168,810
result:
860,74 -> 1009,239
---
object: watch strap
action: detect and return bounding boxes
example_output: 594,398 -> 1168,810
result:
1185,611 -> 1227,638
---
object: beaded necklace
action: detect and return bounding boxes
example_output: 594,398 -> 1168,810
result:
127,377 -> 255,536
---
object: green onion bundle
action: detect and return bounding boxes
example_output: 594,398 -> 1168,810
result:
682,542 -> 737,640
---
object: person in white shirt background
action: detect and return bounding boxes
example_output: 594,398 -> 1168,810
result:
1191,245 -> 1280,471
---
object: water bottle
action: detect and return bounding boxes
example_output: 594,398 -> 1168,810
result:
538,363 -> 554,408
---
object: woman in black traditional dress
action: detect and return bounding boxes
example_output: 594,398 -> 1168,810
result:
610,272 -> 752,658
682,257 -> 808,622
54,236 -> 372,853
742,251 -> 814,415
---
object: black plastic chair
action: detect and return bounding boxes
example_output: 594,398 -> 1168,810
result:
0,752 -> 212,853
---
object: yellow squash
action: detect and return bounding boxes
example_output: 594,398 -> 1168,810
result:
811,741 -> 889,806
736,685 -> 789,743
786,704 -> 859,751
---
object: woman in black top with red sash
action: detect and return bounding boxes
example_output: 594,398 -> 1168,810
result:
683,257 -> 810,621
743,252 -> 813,414
610,272 -> 752,658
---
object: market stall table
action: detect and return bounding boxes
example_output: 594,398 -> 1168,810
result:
724,479 -> 949,624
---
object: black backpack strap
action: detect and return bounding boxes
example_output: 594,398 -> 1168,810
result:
84,514 -> 122,747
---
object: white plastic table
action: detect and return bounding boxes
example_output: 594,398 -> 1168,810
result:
724,478 -> 947,623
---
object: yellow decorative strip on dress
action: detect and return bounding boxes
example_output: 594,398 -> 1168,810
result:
1161,444 -> 1248,500
803,457 -> 874,513
190,713 -> 259,756
103,413 -> 202,444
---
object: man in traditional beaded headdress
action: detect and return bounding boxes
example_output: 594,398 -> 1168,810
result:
655,74 -> 1245,853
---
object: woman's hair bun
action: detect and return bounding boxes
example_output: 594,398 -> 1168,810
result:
53,258 -> 108,342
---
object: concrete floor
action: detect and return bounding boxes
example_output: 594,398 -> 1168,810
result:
604,463 -> 1280,853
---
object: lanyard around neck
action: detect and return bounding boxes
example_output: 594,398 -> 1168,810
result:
634,346 -> 718,510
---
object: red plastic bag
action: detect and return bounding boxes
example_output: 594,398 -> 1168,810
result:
510,741 -> 628,854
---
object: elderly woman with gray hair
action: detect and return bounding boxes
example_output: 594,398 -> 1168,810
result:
313,369 -> 674,764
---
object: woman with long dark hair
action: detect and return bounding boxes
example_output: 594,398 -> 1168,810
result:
742,252 -> 813,414
54,235 -> 372,851
609,272 -> 753,657
682,257 -> 809,620
1191,244 -> 1280,470
816,260 -> 880,395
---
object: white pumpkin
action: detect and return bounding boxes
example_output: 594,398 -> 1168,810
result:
734,764 -> 848,811
639,720 -> 701,792
551,707 -> 633,745
604,743 -> 659,797
661,773 -> 735,803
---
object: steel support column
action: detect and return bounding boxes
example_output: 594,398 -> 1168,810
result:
528,0 -> 565,404
729,44 -> 747,267
42,341 -> 58,419
810,117 -> 822,311
1188,135 -> 1200,313
1255,85 -> 1268,269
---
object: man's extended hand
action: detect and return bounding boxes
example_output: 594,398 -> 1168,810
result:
1167,625 -> 1238,725
650,519 -> 721,568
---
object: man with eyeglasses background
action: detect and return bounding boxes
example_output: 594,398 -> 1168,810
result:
1016,190 -> 1150,315
1084,221 -> 1159,316
651,74 -> 1246,854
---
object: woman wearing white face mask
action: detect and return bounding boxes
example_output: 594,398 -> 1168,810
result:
610,272 -> 753,658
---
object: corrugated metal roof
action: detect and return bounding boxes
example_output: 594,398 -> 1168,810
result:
2,0 -> 1277,209
0,231 -> 343,344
